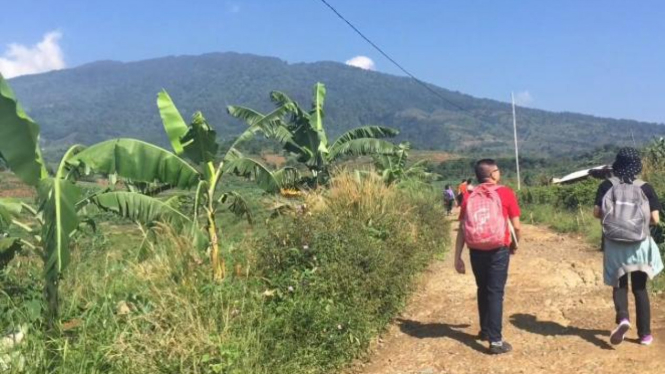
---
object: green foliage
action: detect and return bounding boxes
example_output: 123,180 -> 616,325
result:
69,138 -> 200,189
157,89 -> 189,155
518,180 -> 601,250
0,173 -> 449,373
435,146 -> 621,187
229,82 -> 399,187
374,142 -> 440,185
9,53 -> 665,159
518,179 -> 598,211
0,74 -> 48,186
89,191 -> 192,227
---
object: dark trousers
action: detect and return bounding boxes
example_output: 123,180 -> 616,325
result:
445,200 -> 454,215
613,271 -> 651,337
470,247 -> 510,343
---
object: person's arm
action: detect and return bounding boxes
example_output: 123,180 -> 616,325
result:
510,216 -> 521,243
642,184 -> 661,226
593,205 -> 601,219
454,223 -> 466,274
651,210 -> 660,226
593,181 -> 611,219
505,188 -> 522,253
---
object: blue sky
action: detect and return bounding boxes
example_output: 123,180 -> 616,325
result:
1,0 -> 664,123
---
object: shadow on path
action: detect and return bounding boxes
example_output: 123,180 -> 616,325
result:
396,319 -> 487,353
510,313 -> 613,350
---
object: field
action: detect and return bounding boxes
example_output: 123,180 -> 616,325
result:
0,168 -> 449,373
2,72 -> 665,374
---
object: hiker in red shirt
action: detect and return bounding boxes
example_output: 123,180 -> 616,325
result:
456,179 -> 468,206
454,159 -> 521,355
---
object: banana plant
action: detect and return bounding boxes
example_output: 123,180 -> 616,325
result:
373,142 -> 440,185
0,198 -> 35,271
228,82 -> 400,187
0,75 -> 197,329
66,90 -> 296,280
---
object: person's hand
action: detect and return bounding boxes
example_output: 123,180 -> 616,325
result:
454,257 -> 466,274
509,240 -> 518,255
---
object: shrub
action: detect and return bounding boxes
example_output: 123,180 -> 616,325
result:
518,179 -> 598,211
253,172 -> 448,372
0,172 -> 448,373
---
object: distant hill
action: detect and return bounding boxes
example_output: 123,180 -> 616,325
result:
8,52 -> 665,157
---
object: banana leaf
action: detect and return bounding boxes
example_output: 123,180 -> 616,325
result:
0,75 -> 47,186
89,191 -> 191,227
38,177 -> 82,279
157,90 -> 190,155
68,138 -> 200,189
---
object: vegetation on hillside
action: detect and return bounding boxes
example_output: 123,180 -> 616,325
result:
228,82 -> 399,187
0,73 -> 451,373
0,170 -> 447,373
9,53 -> 665,158
434,144 -> 622,186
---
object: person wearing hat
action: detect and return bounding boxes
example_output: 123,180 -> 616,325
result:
593,147 -> 663,346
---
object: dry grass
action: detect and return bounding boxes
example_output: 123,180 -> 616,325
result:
310,170 -> 399,221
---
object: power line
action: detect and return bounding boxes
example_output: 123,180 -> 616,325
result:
316,0 -> 496,124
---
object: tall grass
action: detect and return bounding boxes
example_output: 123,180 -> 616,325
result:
0,171 -> 449,373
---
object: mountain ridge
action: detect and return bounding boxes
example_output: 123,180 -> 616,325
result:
8,51 -> 665,157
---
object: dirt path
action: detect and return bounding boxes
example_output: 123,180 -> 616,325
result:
351,222 -> 665,374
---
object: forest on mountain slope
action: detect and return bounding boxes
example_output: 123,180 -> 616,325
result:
9,52 -> 665,158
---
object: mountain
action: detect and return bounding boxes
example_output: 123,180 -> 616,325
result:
8,52 -> 665,157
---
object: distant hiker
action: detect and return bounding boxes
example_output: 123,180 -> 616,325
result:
457,179 -> 468,205
454,159 -> 521,354
593,147 -> 663,346
443,184 -> 456,215
466,178 -> 475,193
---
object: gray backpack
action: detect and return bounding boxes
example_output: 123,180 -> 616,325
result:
601,177 -> 650,243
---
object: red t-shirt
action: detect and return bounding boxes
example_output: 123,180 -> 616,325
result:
458,184 -> 521,247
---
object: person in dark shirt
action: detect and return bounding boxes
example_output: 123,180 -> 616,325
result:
592,147 -> 663,346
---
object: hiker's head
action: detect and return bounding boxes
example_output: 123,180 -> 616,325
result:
445,184 -> 450,189
612,147 -> 642,182
474,159 -> 500,184
466,178 -> 473,184
461,179 -> 466,184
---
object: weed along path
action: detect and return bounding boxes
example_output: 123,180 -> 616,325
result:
351,223 -> 665,374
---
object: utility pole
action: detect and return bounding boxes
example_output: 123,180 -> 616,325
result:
511,92 -> 521,190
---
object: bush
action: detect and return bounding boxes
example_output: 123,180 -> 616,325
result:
253,172 -> 448,372
0,172 -> 448,373
518,179 -> 598,211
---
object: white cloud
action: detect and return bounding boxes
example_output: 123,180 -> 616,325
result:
0,31 -> 65,79
345,55 -> 375,71
514,90 -> 534,106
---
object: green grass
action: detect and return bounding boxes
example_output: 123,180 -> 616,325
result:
0,172 -> 449,373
